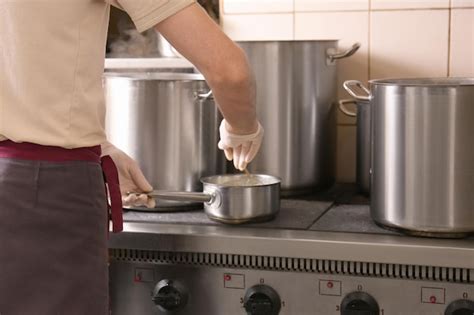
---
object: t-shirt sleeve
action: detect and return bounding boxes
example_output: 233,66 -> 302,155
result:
105,0 -> 196,33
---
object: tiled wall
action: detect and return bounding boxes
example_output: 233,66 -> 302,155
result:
219,0 -> 474,182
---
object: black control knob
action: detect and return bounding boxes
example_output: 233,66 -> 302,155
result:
151,279 -> 188,313
243,284 -> 281,315
341,292 -> 380,315
445,299 -> 474,315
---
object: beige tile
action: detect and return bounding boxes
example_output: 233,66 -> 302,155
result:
371,0 -> 449,10
370,10 -> 449,79
450,9 -> 474,76
295,0 -> 368,12
336,125 -> 357,183
221,14 -> 294,40
452,0 -> 474,8
223,0 -> 294,14
295,11 -> 369,124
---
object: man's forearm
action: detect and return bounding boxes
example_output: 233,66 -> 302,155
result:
155,3 -> 258,134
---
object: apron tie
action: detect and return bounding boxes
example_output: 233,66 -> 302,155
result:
101,155 -> 123,233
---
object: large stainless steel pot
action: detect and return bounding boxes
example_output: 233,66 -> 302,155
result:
345,78 -> 474,238
238,41 -> 360,195
104,72 -> 225,210
143,174 -> 281,224
338,98 -> 371,195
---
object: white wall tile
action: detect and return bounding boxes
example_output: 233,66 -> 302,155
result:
295,0 -> 368,12
295,11 -> 369,124
336,125 -> 356,183
450,9 -> 474,76
370,10 -> 449,79
452,0 -> 474,7
221,14 -> 294,40
371,0 -> 449,10
223,0 -> 294,14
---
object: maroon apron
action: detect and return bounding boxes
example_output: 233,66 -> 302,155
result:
0,140 -> 123,315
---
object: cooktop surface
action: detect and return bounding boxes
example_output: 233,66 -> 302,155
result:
122,185 -> 403,237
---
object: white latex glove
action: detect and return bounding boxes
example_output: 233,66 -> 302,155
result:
101,141 -> 156,208
217,119 -> 264,171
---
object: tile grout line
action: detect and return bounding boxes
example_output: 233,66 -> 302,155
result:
368,0 -> 372,81
447,0 -> 452,76
219,0 -> 223,27
225,8 -> 454,16
293,0 -> 295,40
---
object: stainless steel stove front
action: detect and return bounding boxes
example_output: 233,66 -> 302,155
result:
108,222 -> 474,315
110,249 -> 473,315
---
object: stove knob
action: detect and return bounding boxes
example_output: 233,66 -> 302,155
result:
243,284 -> 281,315
445,299 -> 474,315
341,292 -> 380,315
151,279 -> 188,312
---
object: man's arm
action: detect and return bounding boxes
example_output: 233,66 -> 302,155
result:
155,3 -> 258,135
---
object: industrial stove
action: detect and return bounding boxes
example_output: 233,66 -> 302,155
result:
108,187 -> 474,315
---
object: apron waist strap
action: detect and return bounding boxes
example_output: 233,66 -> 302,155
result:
0,140 -> 123,233
0,140 -> 101,162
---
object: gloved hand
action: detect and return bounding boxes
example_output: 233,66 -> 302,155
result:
217,119 -> 264,171
101,141 -> 155,208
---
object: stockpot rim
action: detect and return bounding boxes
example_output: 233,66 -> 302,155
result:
200,174 -> 281,188
103,72 -> 205,81
369,77 -> 474,87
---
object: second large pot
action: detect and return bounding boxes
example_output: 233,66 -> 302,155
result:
338,98 -> 371,195
104,72 -> 225,210
238,41 -> 360,195
345,78 -> 474,237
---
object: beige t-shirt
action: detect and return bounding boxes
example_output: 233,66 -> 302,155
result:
0,0 -> 195,148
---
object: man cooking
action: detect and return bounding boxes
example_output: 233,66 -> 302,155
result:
0,0 -> 263,313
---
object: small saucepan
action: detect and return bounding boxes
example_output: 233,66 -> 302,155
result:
144,174 -> 281,224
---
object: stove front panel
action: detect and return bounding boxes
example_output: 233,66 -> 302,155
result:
110,252 -> 474,315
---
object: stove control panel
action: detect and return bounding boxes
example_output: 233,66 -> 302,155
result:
110,260 -> 474,315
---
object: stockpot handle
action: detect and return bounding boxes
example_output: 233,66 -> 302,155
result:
147,190 -> 214,203
338,99 -> 357,117
343,80 -> 371,102
195,90 -> 214,100
327,43 -> 361,65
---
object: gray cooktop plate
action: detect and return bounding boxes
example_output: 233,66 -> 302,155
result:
123,199 -> 333,230
309,204 -> 401,236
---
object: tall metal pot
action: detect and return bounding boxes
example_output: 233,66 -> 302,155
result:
345,78 -> 474,237
238,41 -> 360,195
104,72 -> 225,210
338,98 -> 371,195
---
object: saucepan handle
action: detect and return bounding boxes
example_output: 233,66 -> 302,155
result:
338,99 -> 357,117
343,80 -> 371,102
326,42 -> 361,65
147,191 -> 214,203
130,190 -> 215,204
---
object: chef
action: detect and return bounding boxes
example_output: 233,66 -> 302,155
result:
0,0 -> 263,314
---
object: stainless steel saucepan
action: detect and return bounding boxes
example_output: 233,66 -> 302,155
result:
142,174 -> 281,224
